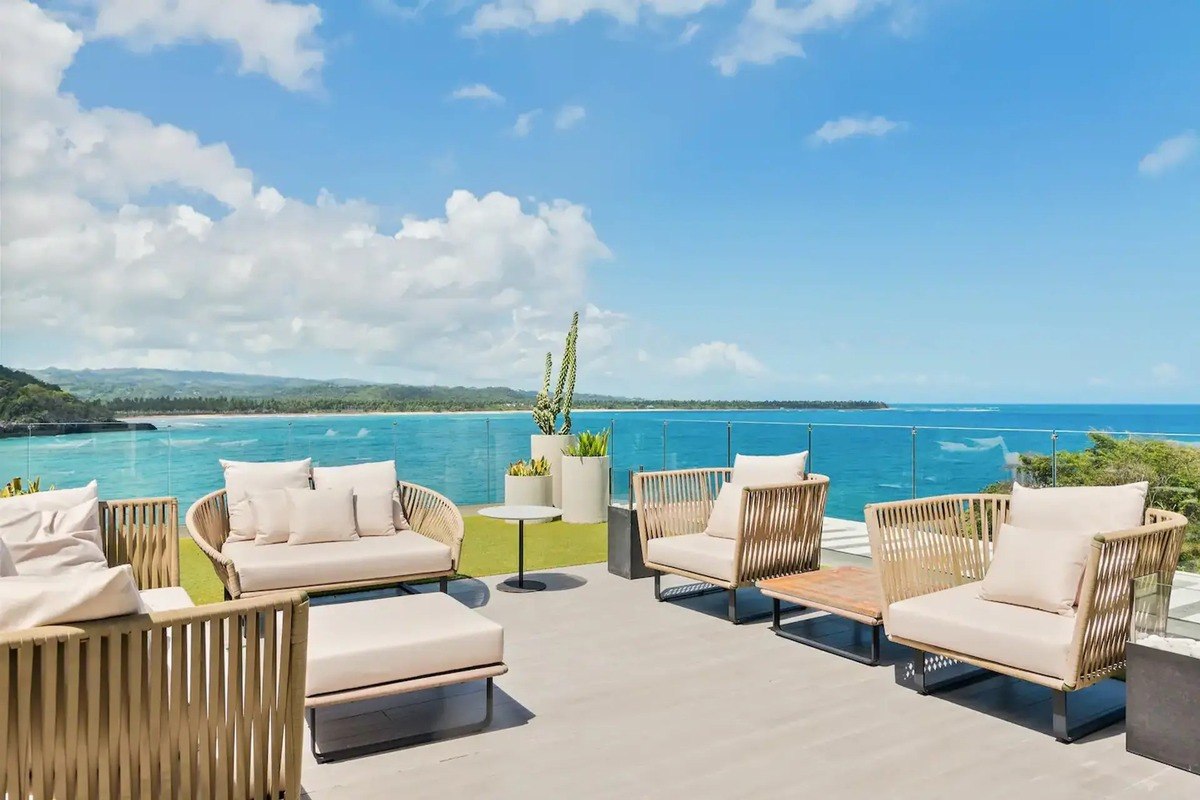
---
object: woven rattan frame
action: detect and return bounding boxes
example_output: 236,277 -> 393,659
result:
186,481 -> 464,598
0,592 -> 309,800
865,494 -> 1188,690
632,468 -> 830,589
100,497 -> 180,590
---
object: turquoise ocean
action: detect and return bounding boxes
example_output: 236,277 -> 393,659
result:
2,404 -> 1198,523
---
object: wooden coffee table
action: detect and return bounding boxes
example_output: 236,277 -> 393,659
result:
757,566 -> 885,665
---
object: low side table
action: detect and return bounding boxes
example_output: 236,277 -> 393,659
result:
757,566 -> 885,665
479,505 -> 562,593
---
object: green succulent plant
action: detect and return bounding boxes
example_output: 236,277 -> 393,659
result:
563,429 -> 610,458
532,311 -> 579,435
1,476 -> 45,497
507,457 -> 552,477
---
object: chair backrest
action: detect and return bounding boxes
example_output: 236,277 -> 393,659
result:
0,591 -> 309,800
99,497 -> 180,590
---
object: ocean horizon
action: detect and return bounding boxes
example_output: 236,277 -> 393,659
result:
3,403 -> 1198,524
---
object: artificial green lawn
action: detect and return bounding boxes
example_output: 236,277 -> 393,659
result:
180,516 -> 607,604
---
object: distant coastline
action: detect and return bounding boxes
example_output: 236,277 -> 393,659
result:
0,420 -> 158,439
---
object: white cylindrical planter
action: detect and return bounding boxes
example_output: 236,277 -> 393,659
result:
531,433 -> 577,508
504,474 -> 552,507
560,455 -> 611,524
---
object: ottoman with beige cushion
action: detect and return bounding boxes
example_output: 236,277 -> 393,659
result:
305,592 -> 507,762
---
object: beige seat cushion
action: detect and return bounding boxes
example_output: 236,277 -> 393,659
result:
306,592 -> 504,697
888,582 -> 1076,680
138,586 -> 196,613
223,532 -> 452,593
312,461 -> 409,533
646,533 -> 736,582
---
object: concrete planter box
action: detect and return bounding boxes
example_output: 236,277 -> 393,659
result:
530,433 -> 576,508
608,502 -> 654,580
560,455 -> 610,524
1126,641 -> 1200,774
504,474 -> 553,508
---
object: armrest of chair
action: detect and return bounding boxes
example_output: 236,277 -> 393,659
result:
100,497 -> 180,590
633,468 -> 731,548
1070,509 -> 1189,687
735,475 -> 830,583
399,481 -> 465,569
185,489 -> 241,597
866,494 -> 1010,621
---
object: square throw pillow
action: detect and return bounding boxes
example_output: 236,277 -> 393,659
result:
353,490 -> 397,537
0,565 -> 143,631
979,523 -> 1094,615
221,458 -> 313,543
46,497 -> 104,549
312,461 -> 409,533
286,488 -> 359,545
730,452 -> 808,487
248,489 -> 291,545
0,480 -> 99,530
4,526 -> 108,576
703,483 -> 744,540
1009,481 -> 1148,534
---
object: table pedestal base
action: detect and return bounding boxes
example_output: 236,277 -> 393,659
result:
497,578 -> 546,593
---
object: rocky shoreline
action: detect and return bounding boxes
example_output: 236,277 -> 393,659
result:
0,421 -> 158,439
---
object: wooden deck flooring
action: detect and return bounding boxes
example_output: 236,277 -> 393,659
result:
299,563 -> 1198,800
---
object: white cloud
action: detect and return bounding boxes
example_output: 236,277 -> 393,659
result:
714,0 -> 880,77
512,109 -> 541,137
1138,131 -> 1198,177
673,342 -> 766,377
679,21 -> 701,44
554,105 -> 586,131
465,0 -> 720,35
0,1 -> 624,386
809,115 -> 903,144
84,0 -> 324,91
449,83 -> 505,104
1152,363 -> 1181,385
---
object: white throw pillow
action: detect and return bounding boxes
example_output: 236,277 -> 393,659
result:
0,539 -> 16,577
1009,481 -> 1148,534
5,528 -> 108,576
0,480 -> 99,530
0,565 -> 143,631
354,490 -> 397,537
286,488 -> 359,545
46,497 -> 104,549
703,484 -> 744,540
221,459 -> 313,543
979,523 -> 1094,615
248,490 -> 291,545
312,461 -> 409,532
730,452 -> 808,487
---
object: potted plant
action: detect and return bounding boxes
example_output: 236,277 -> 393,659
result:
531,311 -> 579,507
560,429 -> 611,524
504,457 -> 553,507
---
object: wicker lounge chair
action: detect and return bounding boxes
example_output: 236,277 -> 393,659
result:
865,493 -> 1188,742
633,468 -> 829,623
187,481 -> 463,599
1,496 -> 309,800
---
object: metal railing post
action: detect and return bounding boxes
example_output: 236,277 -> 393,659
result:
1051,431 -> 1058,487
485,418 -> 493,503
662,421 -> 668,470
25,424 -> 32,479
166,426 -> 173,497
726,422 -> 732,467
911,427 -> 918,499
807,424 -> 813,472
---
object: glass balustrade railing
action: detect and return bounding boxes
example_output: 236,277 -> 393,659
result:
2,416 -> 1197,570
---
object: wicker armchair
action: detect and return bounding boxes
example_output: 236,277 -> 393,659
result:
1,496 -> 309,800
633,468 -> 829,623
866,494 -> 1188,742
187,480 -> 464,599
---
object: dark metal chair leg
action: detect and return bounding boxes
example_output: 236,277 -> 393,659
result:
1052,689 -> 1125,743
728,589 -> 738,624
654,571 -> 662,601
910,650 -> 993,695
439,576 -> 449,593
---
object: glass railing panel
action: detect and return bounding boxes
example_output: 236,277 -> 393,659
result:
807,423 -> 913,523
914,425 -> 1053,498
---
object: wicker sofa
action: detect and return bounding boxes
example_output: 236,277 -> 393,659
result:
633,468 -> 829,623
187,481 -> 463,599
1,496 -> 309,800
866,493 -> 1188,742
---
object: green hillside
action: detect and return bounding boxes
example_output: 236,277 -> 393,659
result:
0,366 -> 117,424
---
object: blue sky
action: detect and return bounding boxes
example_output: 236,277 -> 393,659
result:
1,0 -> 1197,402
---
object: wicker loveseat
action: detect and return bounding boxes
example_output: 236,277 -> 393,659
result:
187,481 -> 463,599
1,496 -> 309,800
866,493 -> 1188,742
633,468 -> 830,623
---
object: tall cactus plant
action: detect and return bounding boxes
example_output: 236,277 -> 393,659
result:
531,312 -> 579,435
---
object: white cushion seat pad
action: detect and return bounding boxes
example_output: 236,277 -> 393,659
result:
138,586 -> 196,612
888,582 -> 1076,680
646,533 -> 735,582
306,592 -> 504,697
222,532 -> 451,592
